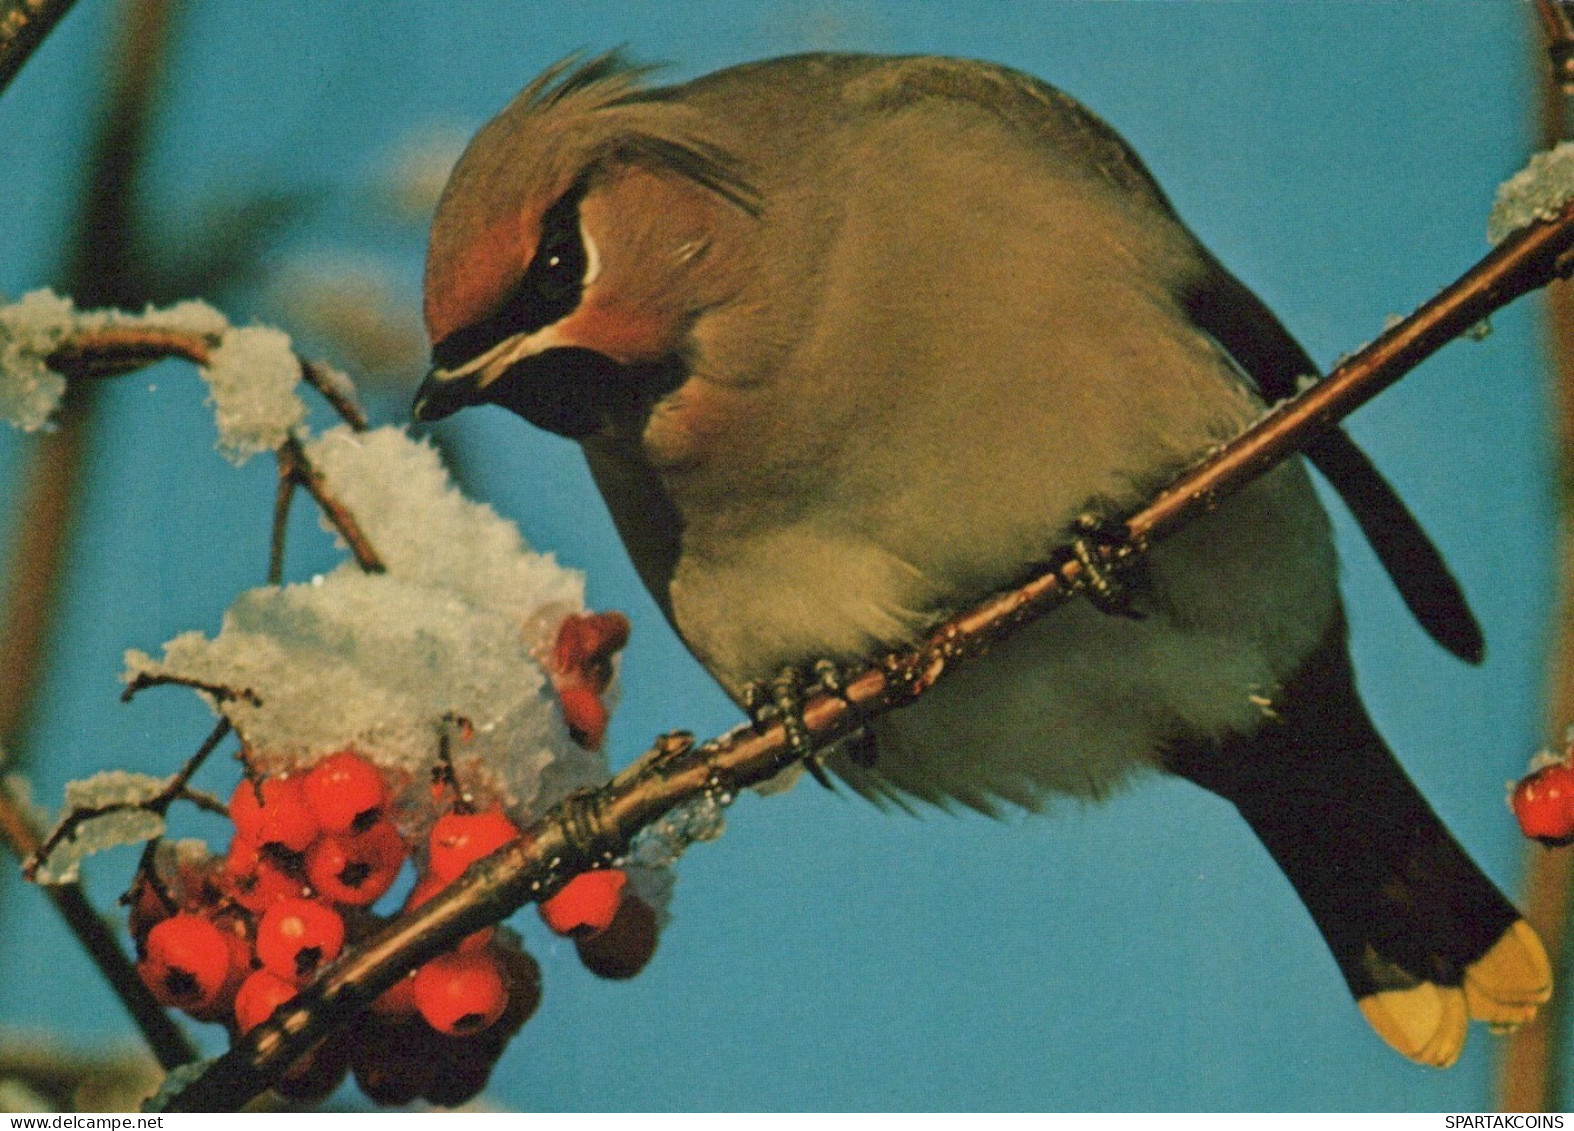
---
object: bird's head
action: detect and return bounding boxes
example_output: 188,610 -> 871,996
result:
413,53 -> 759,443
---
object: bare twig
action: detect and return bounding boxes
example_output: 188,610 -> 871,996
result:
160,192 -> 1574,1113
0,0 -> 76,97
299,358 -> 369,432
268,467 -> 295,587
277,436 -> 385,574
24,718 -> 234,882
121,672 -> 260,706
45,327 -> 216,379
0,779 -> 196,1070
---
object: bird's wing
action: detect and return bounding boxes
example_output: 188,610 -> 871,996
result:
1180,254 -> 1484,665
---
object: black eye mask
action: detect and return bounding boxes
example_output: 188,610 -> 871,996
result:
430,181 -> 591,373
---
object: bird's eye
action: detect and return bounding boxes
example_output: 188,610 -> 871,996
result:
429,184 -> 591,373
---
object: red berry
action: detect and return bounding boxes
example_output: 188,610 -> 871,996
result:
427,809 -> 521,884
184,923 -> 255,1023
234,968 -> 299,1033
229,776 -> 320,854
138,913 -> 233,1011
302,750 -> 390,834
1513,763 -> 1574,845
558,685 -> 611,749
402,873 -> 493,953
307,819 -> 408,906
413,951 -> 508,1036
575,892 -> 659,980
553,611 -> 631,694
370,969 -> 419,1019
225,836 -> 309,912
540,868 -> 627,938
256,897 -> 345,984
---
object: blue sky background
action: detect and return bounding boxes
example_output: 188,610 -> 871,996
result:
0,0 -> 1556,1112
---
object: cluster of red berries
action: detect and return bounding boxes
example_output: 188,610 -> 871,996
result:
130,747 -> 658,1107
1512,754 -> 1574,847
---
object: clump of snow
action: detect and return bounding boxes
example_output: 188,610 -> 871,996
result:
0,290 -> 77,430
1489,141 -> 1574,244
305,426 -> 583,622
199,325 -> 305,462
124,426 -> 598,822
0,290 -> 307,460
65,770 -> 169,810
32,770 -> 174,885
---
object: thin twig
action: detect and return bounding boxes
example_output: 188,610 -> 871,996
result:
0,0 -> 77,97
268,465 -> 294,587
25,718 -> 232,880
121,672 -> 260,706
160,191 -> 1574,1113
0,779 -> 196,1070
278,435 -> 386,574
298,358 -> 369,432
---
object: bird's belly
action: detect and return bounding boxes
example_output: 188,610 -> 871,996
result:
675,459 -> 1340,813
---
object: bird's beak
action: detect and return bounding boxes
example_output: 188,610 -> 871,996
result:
411,368 -> 480,423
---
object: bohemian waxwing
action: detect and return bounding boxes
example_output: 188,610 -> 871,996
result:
413,52 -> 1549,1067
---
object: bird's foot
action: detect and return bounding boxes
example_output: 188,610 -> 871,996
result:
1067,512 -> 1145,620
743,660 -> 869,790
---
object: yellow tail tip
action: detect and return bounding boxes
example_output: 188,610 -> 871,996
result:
1360,983 -> 1468,1068
1359,920 -> 1553,1066
1463,919 -> 1553,1024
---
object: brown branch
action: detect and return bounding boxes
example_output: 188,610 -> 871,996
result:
0,779 -> 196,1071
45,327 -> 216,379
1500,26 -> 1574,1111
121,672 -> 260,707
299,358 -> 369,432
277,435 -> 385,574
268,466 -> 295,587
160,192 -> 1574,1113
0,0 -> 76,97
1537,0 -> 1574,97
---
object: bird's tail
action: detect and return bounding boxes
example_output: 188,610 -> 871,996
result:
1166,629 -> 1551,1067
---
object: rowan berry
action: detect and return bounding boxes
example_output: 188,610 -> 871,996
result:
302,750 -> 390,834
229,776 -> 319,854
256,897 -> 346,983
540,868 -> 626,937
138,913 -> 233,1012
558,685 -> 611,749
1513,762 -> 1574,845
306,819 -> 407,906
575,892 -> 659,980
234,968 -> 299,1034
427,809 -> 521,884
412,950 -> 508,1036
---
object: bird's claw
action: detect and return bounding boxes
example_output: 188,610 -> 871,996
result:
743,660 -> 869,791
1068,512 -> 1145,620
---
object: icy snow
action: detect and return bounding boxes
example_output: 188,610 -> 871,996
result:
124,426 -> 603,822
0,290 -> 307,461
1489,141 -> 1574,244
199,325 -> 306,462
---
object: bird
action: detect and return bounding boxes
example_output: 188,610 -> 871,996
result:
412,51 -> 1550,1067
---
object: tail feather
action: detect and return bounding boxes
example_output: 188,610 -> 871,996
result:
1166,626 -> 1549,1067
